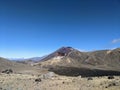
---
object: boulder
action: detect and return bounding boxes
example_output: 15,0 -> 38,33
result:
2,69 -> 13,74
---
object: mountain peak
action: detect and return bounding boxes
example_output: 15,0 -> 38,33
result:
55,46 -> 77,57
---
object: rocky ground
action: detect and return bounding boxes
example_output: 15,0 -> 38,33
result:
0,72 -> 120,90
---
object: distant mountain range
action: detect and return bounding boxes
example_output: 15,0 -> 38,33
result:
9,56 -> 47,62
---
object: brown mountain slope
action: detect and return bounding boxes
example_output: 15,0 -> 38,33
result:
36,47 -> 120,77
0,57 -> 40,74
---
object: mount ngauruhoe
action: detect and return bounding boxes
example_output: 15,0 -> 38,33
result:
36,47 -> 120,77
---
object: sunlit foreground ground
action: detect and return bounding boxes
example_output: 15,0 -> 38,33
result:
0,73 -> 120,90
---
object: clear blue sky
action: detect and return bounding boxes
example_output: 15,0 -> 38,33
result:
0,0 -> 120,58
